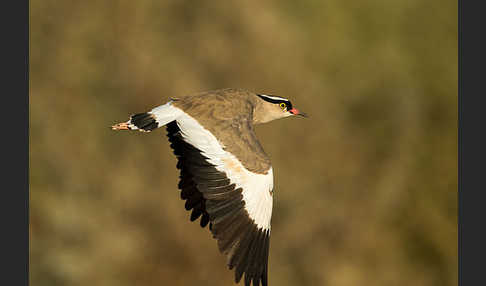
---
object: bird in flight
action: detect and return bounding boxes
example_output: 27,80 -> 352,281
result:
112,88 -> 307,286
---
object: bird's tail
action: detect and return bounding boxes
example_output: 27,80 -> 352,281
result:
111,101 -> 183,132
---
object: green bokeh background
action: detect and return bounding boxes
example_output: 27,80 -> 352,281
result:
30,1 -> 457,286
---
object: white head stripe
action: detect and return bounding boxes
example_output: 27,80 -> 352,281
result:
259,94 -> 288,101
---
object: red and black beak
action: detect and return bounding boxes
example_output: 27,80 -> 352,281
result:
289,108 -> 308,118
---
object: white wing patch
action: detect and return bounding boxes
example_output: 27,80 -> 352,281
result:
174,108 -> 274,230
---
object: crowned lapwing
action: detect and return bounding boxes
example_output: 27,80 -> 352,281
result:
112,88 -> 307,286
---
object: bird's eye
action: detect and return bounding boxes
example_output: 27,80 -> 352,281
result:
279,102 -> 287,110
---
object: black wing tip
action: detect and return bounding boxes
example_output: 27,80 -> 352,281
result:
200,212 -> 210,227
227,223 -> 270,286
236,270 -> 266,286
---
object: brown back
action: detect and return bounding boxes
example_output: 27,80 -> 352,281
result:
172,88 -> 272,174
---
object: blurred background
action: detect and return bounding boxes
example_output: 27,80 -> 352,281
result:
30,1 -> 457,286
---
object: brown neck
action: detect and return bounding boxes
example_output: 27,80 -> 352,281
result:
251,96 -> 282,125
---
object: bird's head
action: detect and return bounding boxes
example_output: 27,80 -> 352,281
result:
253,94 -> 308,124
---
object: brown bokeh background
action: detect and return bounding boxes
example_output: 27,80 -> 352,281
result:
30,1 -> 457,286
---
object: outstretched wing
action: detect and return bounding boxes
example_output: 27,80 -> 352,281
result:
166,112 -> 273,286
